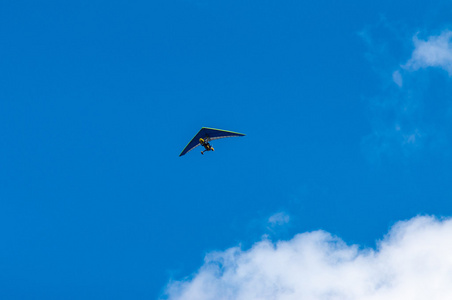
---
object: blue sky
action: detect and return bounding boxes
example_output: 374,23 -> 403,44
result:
1,1 -> 452,299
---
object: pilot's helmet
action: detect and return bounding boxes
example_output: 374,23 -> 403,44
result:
199,138 -> 204,143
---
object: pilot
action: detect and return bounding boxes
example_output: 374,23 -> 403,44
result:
199,138 -> 214,154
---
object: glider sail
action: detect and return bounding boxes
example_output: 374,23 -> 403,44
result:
179,127 -> 245,156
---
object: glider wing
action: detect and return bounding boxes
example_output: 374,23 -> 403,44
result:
179,127 -> 245,156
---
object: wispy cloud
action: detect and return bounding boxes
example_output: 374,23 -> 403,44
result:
268,212 -> 290,227
404,31 -> 452,75
392,70 -> 403,87
163,216 -> 452,300
361,25 -> 452,162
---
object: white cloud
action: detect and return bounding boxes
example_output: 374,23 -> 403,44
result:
164,216 -> 452,300
404,31 -> 452,74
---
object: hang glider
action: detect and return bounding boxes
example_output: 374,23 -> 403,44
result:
179,127 -> 245,156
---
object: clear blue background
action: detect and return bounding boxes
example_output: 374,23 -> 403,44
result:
1,0 -> 452,299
